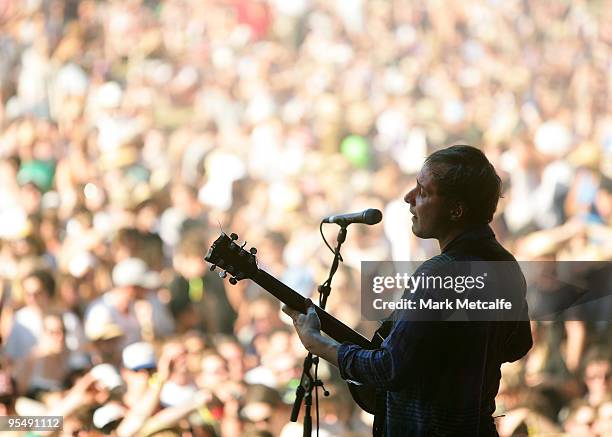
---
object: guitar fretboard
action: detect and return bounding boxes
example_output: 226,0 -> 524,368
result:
253,269 -> 374,349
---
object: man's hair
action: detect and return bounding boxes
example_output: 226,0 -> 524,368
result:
425,145 -> 502,224
176,235 -> 205,258
23,269 -> 56,298
581,346 -> 610,376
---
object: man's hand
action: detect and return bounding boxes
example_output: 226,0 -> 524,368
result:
282,299 -> 320,350
282,299 -> 339,367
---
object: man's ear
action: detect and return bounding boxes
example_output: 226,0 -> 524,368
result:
450,201 -> 466,221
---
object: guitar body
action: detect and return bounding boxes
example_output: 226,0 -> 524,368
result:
348,383 -> 377,414
205,232 -> 389,414
345,321 -> 388,414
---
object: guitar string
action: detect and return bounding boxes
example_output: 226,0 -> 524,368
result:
216,219 -> 225,235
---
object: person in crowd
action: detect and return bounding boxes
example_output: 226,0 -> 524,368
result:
85,257 -> 174,347
3,269 -> 85,359
15,311 -> 71,396
0,367 -> 17,416
582,348 -> 612,408
169,236 -> 237,334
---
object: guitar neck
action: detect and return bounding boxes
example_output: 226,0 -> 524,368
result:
252,269 -> 374,349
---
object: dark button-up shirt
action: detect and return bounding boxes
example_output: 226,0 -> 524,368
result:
338,225 -> 533,436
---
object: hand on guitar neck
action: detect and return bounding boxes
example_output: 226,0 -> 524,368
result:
282,299 -> 340,367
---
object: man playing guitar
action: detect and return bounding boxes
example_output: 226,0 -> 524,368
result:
283,145 -> 533,436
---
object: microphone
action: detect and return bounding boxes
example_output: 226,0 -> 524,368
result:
322,208 -> 383,226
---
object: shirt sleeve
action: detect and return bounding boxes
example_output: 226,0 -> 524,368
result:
337,320 -> 431,391
4,319 -> 35,359
337,256 -> 451,390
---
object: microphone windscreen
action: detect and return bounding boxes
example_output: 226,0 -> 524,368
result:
364,208 -> 383,225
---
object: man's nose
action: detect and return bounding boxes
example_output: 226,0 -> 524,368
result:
404,187 -> 416,205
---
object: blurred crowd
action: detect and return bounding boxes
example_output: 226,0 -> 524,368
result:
0,0 -> 611,436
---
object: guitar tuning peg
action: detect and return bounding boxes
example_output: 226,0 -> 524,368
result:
229,277 -> 237,285
219,270 -> 227,279
249,247 -> 257,255
209,264 -> 216,271
230,233 -> 239,241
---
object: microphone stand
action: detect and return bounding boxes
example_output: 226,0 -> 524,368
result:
291,225 -> 347,436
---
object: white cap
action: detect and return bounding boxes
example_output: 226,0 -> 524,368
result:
68,251 -> 97,278
85,310 -> 123,341
122,341 -> 156,371
90,364 -> 124,391
535,121 -> 572,158
56,63 -> 89,96
112,258 -> 160,289
244,366 -> 278,389
96,81 -> 123,109
159,381 -> 198,407
15,397 -> 47,416
93,403 -> 126,429
85,319 -> 123,341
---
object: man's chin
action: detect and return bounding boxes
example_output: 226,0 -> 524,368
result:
411,223 -> 423,237
411,224 -> 430,239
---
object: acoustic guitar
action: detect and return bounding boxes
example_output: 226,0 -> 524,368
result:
205,232 -> 382,414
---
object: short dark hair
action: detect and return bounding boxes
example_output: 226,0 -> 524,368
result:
425,145 -> 502,224
24,269 -> 56,298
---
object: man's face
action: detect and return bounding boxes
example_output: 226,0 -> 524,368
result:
200,355 -> 229,388
404,164 -> 453,240
23,277 -> 49,308
121,367 -> 152,394
585,360 -> 611,396
93,337 -> 122,367
41,315 -> 65,353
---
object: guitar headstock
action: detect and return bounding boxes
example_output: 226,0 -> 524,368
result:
205,232 -> 258,285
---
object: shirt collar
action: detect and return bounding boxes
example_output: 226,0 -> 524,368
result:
442,224 -> 495,253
